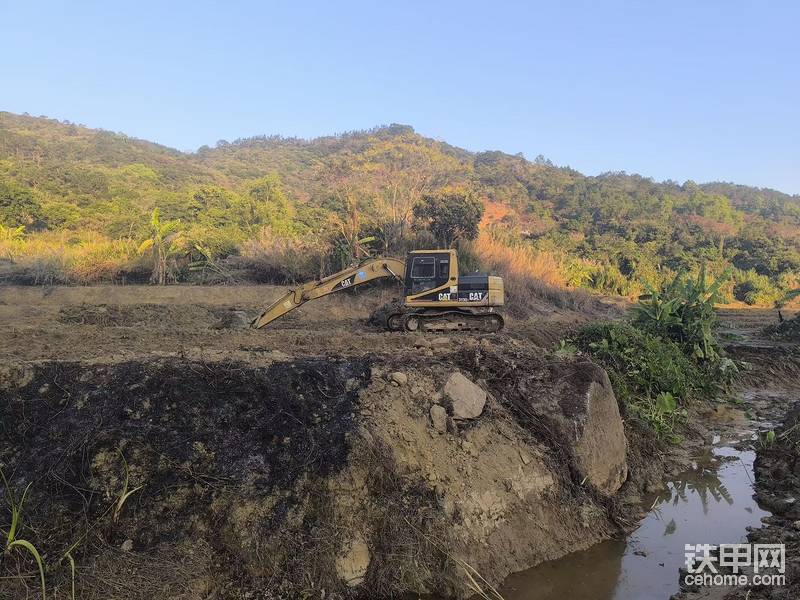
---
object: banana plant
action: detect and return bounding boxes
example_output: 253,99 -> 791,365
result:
137,208 -> 183,285
632,263 -> 730,361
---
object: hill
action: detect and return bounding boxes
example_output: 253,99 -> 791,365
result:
1,111 -> 798,305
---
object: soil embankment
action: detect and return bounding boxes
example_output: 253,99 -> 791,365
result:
0,284 -> 646,598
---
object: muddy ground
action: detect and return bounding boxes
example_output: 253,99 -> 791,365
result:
0,284 -> 795,599
671,316 -> 800,600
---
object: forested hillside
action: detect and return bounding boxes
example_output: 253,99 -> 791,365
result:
1,111 -> 798,305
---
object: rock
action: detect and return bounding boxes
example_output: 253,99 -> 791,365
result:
443,372 -> 486,420
121,539 -> 134,552
517,361 -> 628,496
430,404 -> 447,433
335,534 -> 370,587
389,372 -> 408,386
429,337 -> 452,348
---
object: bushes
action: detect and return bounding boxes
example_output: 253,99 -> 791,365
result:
733,269 -> 782,306
0,230 -> 141,284
576,322 -> 698,409
632,265 -> 727,361
575,268 -> 738,438
239,228 -> 325,284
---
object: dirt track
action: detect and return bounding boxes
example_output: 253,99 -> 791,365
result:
0,284 -> 599,364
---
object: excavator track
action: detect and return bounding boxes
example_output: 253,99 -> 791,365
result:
400,310 -> 504,333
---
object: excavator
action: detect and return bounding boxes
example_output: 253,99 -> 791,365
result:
251,249 -> 505,332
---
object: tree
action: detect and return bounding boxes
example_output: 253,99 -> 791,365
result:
0,181 -> 42,228
137,208 -> 183,285
412,190 -> 484,247
245,174 -> 295,233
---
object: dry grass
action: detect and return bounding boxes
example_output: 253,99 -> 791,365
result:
238,227 -> 327,283
0,230 -> 141,284
474,232 -> 595,312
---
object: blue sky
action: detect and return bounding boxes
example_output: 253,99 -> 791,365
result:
2,1 -> 799,193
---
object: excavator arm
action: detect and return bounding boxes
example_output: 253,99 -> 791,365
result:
251,257 -> 406,328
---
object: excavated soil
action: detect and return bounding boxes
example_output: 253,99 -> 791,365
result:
0,284 -> 658,599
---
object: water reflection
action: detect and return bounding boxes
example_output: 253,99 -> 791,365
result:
500,440 -> 767,600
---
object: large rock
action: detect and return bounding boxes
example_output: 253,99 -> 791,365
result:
430,404 -> 447,433
518,361 -> 628,495
443,372 -> 486,420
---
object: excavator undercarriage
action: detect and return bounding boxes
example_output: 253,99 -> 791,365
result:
385,308 -> 504,333
251,249 -> 505,333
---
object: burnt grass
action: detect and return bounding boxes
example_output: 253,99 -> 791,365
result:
0,357 -> 370,564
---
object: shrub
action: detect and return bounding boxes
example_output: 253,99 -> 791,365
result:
733,269 -> 782,306
576,323 -> 700,438
576,322 -> 698,404
632,264 -> 728,361
239,227 -> 325,283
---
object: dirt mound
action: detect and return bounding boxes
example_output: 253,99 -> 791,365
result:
0,358 -> 370,598
0,340 -> 635,599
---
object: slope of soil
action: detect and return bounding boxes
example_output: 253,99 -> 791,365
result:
0,284 -> 640,599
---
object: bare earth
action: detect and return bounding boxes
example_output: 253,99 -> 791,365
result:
0,284 -> 598,364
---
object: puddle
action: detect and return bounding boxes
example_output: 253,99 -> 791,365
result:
499,426 -> 769,600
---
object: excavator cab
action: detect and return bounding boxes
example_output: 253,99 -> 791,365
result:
251,248 -> 504,332
403,251 -> 455,296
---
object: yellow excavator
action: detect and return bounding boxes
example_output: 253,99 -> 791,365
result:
251,249 -> 505,332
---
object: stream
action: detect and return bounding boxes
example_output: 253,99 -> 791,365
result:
499,405 -> 773,600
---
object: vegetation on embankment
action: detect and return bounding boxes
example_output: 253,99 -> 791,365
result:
1,111 -> 800,305
569,268 -> 739,439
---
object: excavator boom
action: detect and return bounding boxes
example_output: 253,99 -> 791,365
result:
251,257 -> 405,328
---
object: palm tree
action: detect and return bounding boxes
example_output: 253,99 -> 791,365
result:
137,208 -> 183,285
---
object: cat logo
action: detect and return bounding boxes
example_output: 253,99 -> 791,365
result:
339,277 -> 352,288
438,292 -> 452,301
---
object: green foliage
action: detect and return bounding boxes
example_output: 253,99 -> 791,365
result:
576,322 -> 696,437
636,392 -> 684,440
138,208 -> 183,284
0,112 -> 798,293
412,189 -> 484,248
734,269 -> 782,305
776,288 -> 800,309
1,467 -> 46,599
759,429 -> 777,448
0,179 -> 42,228
576,322 -> 699,404
578,273 -> 738,439
632,264 -> 728,361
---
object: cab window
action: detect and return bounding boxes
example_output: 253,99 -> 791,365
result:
411,257 -> 435,279
409,256 -> 436,294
